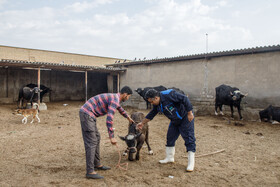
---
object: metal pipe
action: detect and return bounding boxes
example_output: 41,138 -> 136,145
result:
117,73 -> 120,92
6,67 -> 8,97
85,71 -> 88,102
38,67 -> 41,105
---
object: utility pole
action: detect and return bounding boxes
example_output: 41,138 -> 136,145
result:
206,33 -> 208,54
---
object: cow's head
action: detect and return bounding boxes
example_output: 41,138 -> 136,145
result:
259,105 -> 272,122
259,109 -> 269,122
32,87 -> 41,93
230,90 -> 248,101
119,132 -> 142,161
135,88 -> 143,95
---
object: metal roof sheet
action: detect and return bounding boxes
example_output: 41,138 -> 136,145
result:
106,45 -> 280,67
0,59 -> 125,73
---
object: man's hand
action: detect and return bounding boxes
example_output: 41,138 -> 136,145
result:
136,118 -> 150,130
110,137 -> 117,145
127,116 -> 135,124
136,122 -> 144,130
187,111 -> 194,122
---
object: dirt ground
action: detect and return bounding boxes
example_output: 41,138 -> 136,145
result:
0,101 -> 280,187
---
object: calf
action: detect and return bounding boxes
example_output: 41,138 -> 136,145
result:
135,85 -> 167,109
215,84 -> 248,120
119,112 -> 153,161
259,105 -> 280,124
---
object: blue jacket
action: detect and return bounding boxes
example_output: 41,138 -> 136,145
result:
146,89 -> 193,125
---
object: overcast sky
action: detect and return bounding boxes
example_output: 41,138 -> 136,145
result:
0,0 -> 279,60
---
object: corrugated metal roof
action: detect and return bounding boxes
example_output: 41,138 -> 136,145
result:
106,45 -> 280,67
0,59 -> 126,73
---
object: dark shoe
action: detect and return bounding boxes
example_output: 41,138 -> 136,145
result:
86,173 -> 104,179
94,165 -> 111,170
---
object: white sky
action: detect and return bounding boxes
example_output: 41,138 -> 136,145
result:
0,0 -> 279,60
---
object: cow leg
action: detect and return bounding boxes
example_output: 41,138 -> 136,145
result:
145,131 -> 153,155
215,103 -> 218,115
136,141 -> 144,160
19,99 -> 23,109
230,105 -> 234,119
19,98 -> 25,109
23,99 -> 28,109
23,100 -> 26,109
146,101 -> 149,109
219,105 -> 224,115
236,105 -> 243,120
18,99 -> 21,109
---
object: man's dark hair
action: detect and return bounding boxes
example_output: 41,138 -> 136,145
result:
145,89 -> 159,99
120,86 -> 133,95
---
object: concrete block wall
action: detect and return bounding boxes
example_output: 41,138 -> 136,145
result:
118,51 -> 280,120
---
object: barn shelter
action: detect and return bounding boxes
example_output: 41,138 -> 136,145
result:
0,59 -> 126,104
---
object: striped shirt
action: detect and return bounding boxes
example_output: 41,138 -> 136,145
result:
80,93 -> 128,138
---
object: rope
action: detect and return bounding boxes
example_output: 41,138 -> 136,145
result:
114,144 -> 128,171
182,149 -> 225,158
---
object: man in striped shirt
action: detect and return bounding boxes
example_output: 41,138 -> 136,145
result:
79,86 -> 134,179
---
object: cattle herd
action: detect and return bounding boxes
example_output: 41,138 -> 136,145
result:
17,83 -> 280,124
135,84 -> 280,124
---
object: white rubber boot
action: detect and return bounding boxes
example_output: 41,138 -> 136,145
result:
186,151 -> 195,172
159,147 -> 175,164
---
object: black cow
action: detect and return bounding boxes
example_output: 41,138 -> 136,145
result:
25,84 -> 51,103
215,84 -> 248,120
168,87 -> 185,95
119,112 -> 153,161
135,85 -> 167,109
18,87 -> 41,108
259,105 -> 280,124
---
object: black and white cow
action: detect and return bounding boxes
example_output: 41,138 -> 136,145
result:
259,105 -> 280,124
135,85 -> 167,109
215,84 -> 248,120
119,112 -> 153,161
25,83 -> 51,103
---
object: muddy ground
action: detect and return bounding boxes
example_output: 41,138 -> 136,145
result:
0,101 -> 280,186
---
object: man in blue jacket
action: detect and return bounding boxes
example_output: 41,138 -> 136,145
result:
137,89 -> 196,172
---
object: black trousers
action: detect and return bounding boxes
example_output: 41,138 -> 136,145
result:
79,111 -> 101,174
